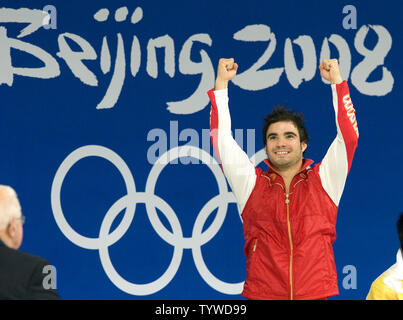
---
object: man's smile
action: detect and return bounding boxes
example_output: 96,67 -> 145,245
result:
274,150 -> 290,156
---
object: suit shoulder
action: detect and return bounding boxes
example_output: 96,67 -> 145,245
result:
0,245 -> 50,271
0,245 -> 57,300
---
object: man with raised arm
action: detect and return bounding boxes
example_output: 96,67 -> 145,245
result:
207,58 -> 358,300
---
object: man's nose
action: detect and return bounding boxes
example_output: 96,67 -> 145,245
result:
276,136 -> 287,147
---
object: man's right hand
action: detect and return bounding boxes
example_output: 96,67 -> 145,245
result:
215,58 -> 238,90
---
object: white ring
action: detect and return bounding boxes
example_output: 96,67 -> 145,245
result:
51,144 -> 267,295
98,194 -> 183,295
51,145 -> 137,249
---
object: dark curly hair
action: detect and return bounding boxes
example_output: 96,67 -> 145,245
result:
262,106 -> 309,149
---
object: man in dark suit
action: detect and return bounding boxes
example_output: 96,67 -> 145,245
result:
0,185 -> 60,299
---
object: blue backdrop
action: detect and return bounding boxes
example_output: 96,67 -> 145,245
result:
0,0 -> 402,299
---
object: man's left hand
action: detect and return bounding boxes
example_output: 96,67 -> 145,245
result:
319,59 -> 343,84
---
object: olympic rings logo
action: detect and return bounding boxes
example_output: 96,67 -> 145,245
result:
51,144 -> 266,296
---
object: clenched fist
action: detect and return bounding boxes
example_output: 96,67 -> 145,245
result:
319,59 -> 343,85
215,58 -> 239,90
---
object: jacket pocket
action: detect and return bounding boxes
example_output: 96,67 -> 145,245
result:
245,238 -> 259,275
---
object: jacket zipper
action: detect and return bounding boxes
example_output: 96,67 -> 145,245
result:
253,239 -> 258,252
285,193 -> 293,300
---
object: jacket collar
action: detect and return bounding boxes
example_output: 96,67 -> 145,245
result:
264,158 -> 314,176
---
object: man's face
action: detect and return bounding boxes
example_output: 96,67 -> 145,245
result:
265,121 -> 307,171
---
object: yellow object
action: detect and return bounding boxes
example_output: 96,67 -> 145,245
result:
366,249 -> 403,300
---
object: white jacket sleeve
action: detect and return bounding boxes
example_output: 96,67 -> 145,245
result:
318,81 -> 359,206
208,88 -> 257,214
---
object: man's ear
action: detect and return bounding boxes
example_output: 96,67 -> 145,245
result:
301,141 -> 307,153
7,219 -> 16,237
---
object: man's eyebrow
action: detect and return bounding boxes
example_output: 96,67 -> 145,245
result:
267,131 -> 297,137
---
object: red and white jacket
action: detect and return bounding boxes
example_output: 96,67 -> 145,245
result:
207,81 -> 358,300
